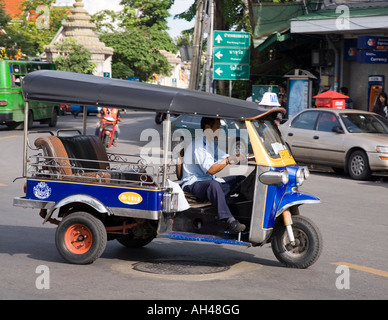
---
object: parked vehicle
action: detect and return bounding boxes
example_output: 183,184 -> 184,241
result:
279,108 -> 388,180
0,60 -> 59,129
171,114 -> 252,156
71,105 -> 99,115
14,70 -> 322,268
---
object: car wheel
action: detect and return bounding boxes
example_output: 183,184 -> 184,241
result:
348,150 -> 370,180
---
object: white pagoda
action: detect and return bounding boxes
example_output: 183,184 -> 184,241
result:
44,0 -> 114,77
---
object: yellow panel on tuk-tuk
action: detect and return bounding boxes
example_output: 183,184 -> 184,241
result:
245,120 -> 296,167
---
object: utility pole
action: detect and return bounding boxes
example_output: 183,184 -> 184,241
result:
189,0 -> 205,90
205,0 -> 214,93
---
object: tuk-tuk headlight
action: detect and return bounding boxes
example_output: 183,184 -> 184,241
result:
259,170 -> 289,185
296,166 -> 309,186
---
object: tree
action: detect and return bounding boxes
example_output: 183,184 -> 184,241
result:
94,0 -> 177,80
1,0 -> 69,58
100,28 -> 173,81
54,38 -> 95,74
119,0 -> 174,29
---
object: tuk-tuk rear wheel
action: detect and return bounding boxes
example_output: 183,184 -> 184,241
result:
271,215 -> 322,269
55,212 -> 107,265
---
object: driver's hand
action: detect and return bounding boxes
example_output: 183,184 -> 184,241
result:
228,154 -> 246,165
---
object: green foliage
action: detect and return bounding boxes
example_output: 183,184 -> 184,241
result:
100,28 -> 172,81
54,38 -> 96,74
0,0 -> 69,57
119,0 -> 174,29
94,0 -> 177,80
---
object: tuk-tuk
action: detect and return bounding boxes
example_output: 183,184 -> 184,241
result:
14,70 -> 322,268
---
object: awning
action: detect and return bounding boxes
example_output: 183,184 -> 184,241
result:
257,31 -> 291,52
251,2 -> 305,49
291,7 -> 388,34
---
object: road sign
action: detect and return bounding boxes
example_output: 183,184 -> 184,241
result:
214,31 -> 250,48
213,48 -> 250,64
213,31 -> 250,80
213,64 -> 250,80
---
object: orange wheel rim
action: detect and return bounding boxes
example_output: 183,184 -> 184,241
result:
64,224 -> 93,254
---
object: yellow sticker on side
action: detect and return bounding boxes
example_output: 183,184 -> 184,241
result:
118,192 -> 143,205
279,149 -> 291,161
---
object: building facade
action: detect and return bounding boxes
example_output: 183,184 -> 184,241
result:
252,0 -> 388,110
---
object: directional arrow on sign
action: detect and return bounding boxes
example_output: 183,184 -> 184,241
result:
215,34 -> 223,44
215,67 -> 223,76
215,51 -> 223,60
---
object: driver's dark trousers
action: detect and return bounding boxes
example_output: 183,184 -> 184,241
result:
183,175 -> 245,220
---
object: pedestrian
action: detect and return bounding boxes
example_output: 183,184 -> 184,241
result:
340,87 -> 353,109
180,117 -> 246,233
372,92 -> 388,118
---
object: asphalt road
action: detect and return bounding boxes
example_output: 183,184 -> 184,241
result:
1,111 -> 387,302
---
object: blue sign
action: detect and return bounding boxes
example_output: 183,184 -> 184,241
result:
344,39 -> 357,61
358,36 -> 388,50
357,50 -> 388,64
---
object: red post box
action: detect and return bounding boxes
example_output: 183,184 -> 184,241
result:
313,91 -> 349,109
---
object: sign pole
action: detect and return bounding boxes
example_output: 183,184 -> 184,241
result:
189,0 -> 205,90
206,0 -> 214,93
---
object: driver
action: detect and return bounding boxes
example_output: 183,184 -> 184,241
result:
180,117 -> 246,233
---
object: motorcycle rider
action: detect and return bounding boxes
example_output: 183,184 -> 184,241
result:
95,107 -> 121,146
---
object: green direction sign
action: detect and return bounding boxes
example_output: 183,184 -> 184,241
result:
214,31 -> 250,48
213,64 -> 250,80
213,48 -> 250,64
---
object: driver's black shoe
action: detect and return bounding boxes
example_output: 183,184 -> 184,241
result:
228,220 -> 246,233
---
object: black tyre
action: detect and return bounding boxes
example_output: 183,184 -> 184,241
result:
103,134 -> 110,148
48,108 -> 58,127
348,150 -> 370,180
117,234 -> 155,248
271,215 -> 322,269
55,212 -> 107,264
116,222 -> 156,248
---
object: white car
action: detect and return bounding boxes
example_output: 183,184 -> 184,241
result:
279,108 -> 388,180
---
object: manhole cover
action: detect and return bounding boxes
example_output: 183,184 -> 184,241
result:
133,259 -> 230,275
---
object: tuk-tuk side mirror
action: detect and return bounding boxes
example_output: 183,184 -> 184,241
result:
220,119 -> 226,127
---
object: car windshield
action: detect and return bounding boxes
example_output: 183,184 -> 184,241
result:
252,118 -> 287,158
340,113 -> 388,133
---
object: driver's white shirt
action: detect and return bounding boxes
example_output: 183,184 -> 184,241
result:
180,132 -> 228,189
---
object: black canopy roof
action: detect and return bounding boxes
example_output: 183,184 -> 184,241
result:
22,70 -> 276,120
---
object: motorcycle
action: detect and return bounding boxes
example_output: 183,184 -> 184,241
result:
97,113 -> 118,148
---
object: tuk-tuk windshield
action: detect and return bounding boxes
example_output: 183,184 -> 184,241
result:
252,118 -> 288,159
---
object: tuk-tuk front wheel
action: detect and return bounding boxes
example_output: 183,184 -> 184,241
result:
271,215 -> 322,269
55,212 -> 107,264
